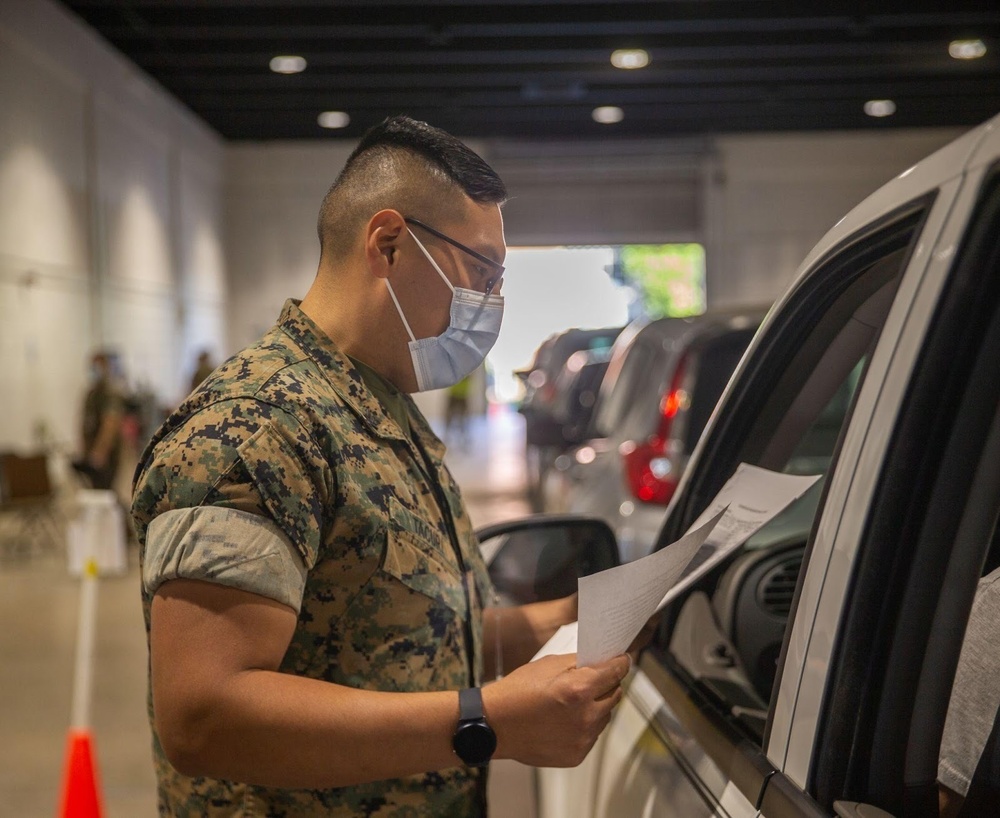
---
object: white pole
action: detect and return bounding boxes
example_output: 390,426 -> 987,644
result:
70,558 -> 99,729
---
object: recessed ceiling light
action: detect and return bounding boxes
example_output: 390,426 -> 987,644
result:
611,49 -> 649,69
949,39 -> 987,60
270,55 -> 307,74
592,106 -> 624,124
317,111 -> 351,129
864,99 -> 896,118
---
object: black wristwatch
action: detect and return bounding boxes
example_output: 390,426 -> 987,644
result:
452,687 -> 497,767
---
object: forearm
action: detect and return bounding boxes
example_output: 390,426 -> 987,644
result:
484,595 -> 577,677
151,581 -> 621,785
157,670 -> 462,788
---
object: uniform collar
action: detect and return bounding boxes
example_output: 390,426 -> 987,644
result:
276,299 -> 446,460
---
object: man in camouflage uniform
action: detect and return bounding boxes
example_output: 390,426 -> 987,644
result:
78,351 -> 125,491
133,116 -> 630,817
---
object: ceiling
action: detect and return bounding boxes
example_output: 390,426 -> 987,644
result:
55,1 -> 1000,142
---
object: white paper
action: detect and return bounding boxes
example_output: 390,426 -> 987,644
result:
530,464 -> 822,667
654,463 -> 821,611
531,621 -> 579,661
575,509 -> 726,667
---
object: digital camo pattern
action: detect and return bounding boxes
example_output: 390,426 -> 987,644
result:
132,300 -> 494,817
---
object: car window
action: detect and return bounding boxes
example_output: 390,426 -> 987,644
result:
680,328 -> 758,454
660,206 -> 928,745
594,337 -> 664,439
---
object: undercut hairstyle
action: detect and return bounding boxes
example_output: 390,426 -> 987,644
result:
316,116 -> 507,264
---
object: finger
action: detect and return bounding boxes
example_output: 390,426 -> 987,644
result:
585,655 -> 631,698
594,682 -> 624,704
594,680 -> 626,706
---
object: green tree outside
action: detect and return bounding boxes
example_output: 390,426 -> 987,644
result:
619,244 -> 706,318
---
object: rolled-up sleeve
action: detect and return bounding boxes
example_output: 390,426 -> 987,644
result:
133,397 -> 333,611
143,506 -> 308,612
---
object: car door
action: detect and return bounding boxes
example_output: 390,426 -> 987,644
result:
538,132 -> 989,818
766,132 -> 1000,818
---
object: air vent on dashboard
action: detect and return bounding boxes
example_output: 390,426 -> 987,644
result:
757,554 -> 802,617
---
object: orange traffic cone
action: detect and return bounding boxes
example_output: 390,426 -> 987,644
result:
58,728 -> 104,817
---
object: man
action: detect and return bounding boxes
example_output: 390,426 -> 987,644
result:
132,116 -> 630,817
77,351 -> 125,491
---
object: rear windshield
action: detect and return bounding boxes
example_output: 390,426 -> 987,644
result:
683,328 -> 757,451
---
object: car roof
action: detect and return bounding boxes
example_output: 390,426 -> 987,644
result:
791,111 -> 1000,292
620,305 -> 770,351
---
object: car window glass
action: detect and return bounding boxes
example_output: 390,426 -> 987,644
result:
681,329 -> 758,453
595,339 -> 663,439
664,229 -> 919,745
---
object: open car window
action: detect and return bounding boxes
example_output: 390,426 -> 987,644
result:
660,206 -> 929,745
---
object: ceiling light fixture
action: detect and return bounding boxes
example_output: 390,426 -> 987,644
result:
270,55 -> 307,74
592,106 -> 624,124
864,99 -> 896,118
317,111 -> 351,129
949,39 -> 987,60
611,49 -> 649,69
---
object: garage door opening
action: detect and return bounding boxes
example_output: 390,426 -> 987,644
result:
488,242 -> 706,405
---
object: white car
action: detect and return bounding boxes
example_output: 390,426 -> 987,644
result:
485,110 -> 1000,818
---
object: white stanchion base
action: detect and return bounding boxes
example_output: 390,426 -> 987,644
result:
67,490 -> 128,577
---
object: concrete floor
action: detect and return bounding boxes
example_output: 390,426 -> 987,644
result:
0,404 -> 536,817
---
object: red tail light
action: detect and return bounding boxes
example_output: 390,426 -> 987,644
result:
620,352 -> 689,506
622,439 -> 678,504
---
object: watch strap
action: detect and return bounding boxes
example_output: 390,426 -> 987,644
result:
459,687 -> 484,722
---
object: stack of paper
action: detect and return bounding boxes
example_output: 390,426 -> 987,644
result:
532,464 -> 822,666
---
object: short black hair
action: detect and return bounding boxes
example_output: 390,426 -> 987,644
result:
346,115 -> 507,204
316,116 -> 506,262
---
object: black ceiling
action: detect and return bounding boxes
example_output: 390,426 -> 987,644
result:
56,1 -> 1000,142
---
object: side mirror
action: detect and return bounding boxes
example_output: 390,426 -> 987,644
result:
477,515 -> 620,606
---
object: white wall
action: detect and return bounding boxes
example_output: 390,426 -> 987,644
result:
0,0 -> 226,453
224,127 -> 966,346
704,127 -> 965,308
0,0 -> 975,444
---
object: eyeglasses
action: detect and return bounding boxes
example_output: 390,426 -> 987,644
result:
404,217 -> 505,296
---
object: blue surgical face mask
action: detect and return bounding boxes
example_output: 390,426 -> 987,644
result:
385,227 -> 504,392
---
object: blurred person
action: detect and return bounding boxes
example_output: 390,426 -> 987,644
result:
189,349 -> 216,392
73,350 -> 125,491
445,368 -> 476,448
132,115 -> 636,818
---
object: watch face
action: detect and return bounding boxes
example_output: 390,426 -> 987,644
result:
453,721 -> 497,766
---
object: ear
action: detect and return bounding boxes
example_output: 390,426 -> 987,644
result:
364,210 -> 407,280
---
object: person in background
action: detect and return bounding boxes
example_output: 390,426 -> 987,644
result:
188,349 -> 215,392
445,368 -> 475,448
132,115 -> 633,818
75,350 -> 125,491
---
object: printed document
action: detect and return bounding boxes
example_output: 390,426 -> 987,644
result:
531,463 -> 822,666
576,509 -> 725,666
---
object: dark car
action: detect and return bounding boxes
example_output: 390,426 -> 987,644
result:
542,307 -> 767,561
516,325 -> 623,509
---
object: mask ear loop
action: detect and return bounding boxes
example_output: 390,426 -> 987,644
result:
385,279 -> 417,343
407,228 -> 458,293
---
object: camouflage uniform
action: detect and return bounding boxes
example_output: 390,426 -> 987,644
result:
132,299 -> 494,817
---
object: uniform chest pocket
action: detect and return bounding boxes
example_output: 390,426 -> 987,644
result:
380,497 -> 466,616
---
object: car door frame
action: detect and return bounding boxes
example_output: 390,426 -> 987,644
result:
640,175 -> 970,813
